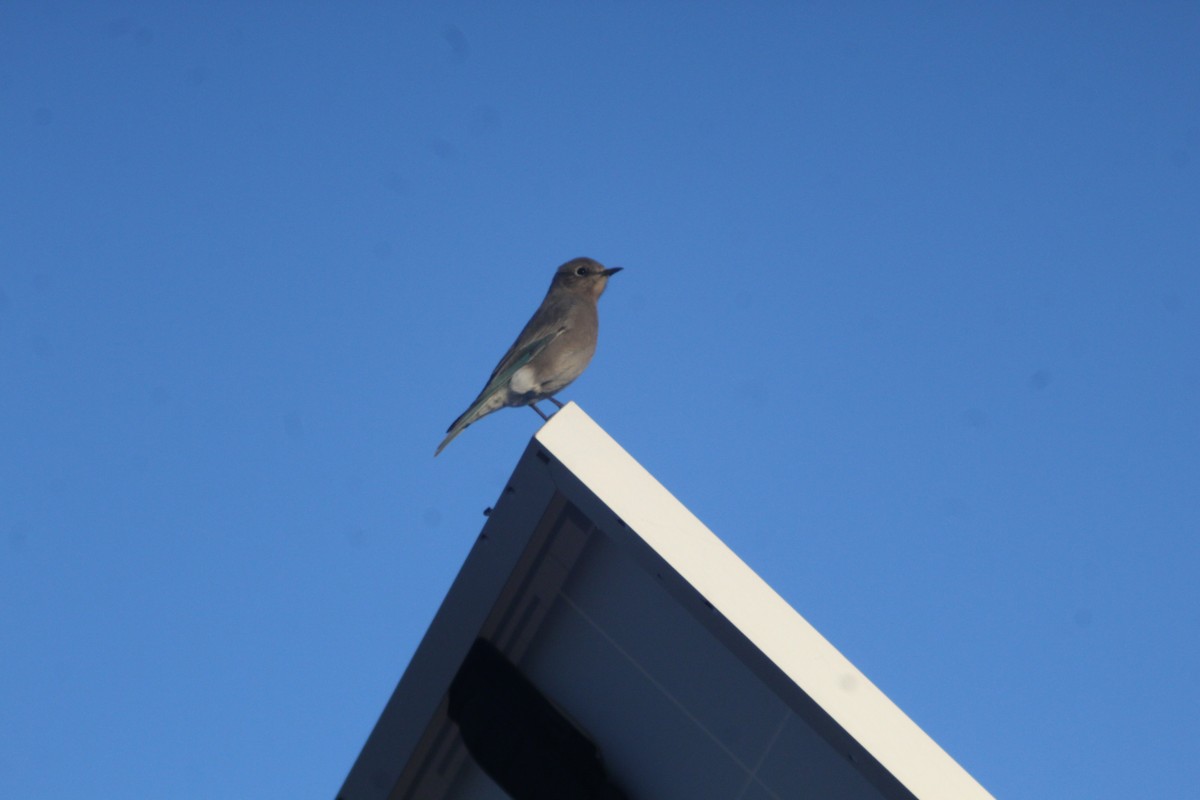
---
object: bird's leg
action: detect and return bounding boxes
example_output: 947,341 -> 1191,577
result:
548,396 -> 565,409
529,402 -> 551,421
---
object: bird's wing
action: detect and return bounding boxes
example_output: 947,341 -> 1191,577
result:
479,326 -> 565,402
484,286 -> 588,383
436,292 -> 580,457
435,327 -> 565,456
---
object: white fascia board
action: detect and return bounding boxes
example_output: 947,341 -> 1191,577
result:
534,403 -> 993,800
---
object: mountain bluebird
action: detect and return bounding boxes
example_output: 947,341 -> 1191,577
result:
436,257 -> 622,456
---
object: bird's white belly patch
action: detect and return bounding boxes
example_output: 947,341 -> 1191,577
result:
509,364 -> 539,395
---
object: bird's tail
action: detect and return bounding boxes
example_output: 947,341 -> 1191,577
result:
434,401 -> 490,456
434,418 -> 467,457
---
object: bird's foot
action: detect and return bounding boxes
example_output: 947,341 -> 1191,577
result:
548,396 -> 565,409
530,402 -> 551,421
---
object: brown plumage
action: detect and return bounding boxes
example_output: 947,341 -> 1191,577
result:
436,257 -> 622,456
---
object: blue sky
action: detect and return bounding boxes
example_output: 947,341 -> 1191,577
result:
2,2 -> 1197,797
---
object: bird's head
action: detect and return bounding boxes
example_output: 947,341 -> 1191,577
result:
553,257 -> 622,301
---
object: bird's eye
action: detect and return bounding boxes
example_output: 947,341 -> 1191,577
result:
575,266 -> 589,276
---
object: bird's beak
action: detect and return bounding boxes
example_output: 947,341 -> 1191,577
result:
602,267 -> 623,277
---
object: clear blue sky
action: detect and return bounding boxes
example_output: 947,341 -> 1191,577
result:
2,3 -> 1197,797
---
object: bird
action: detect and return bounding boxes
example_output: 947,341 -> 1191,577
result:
436,257 -> 622,456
